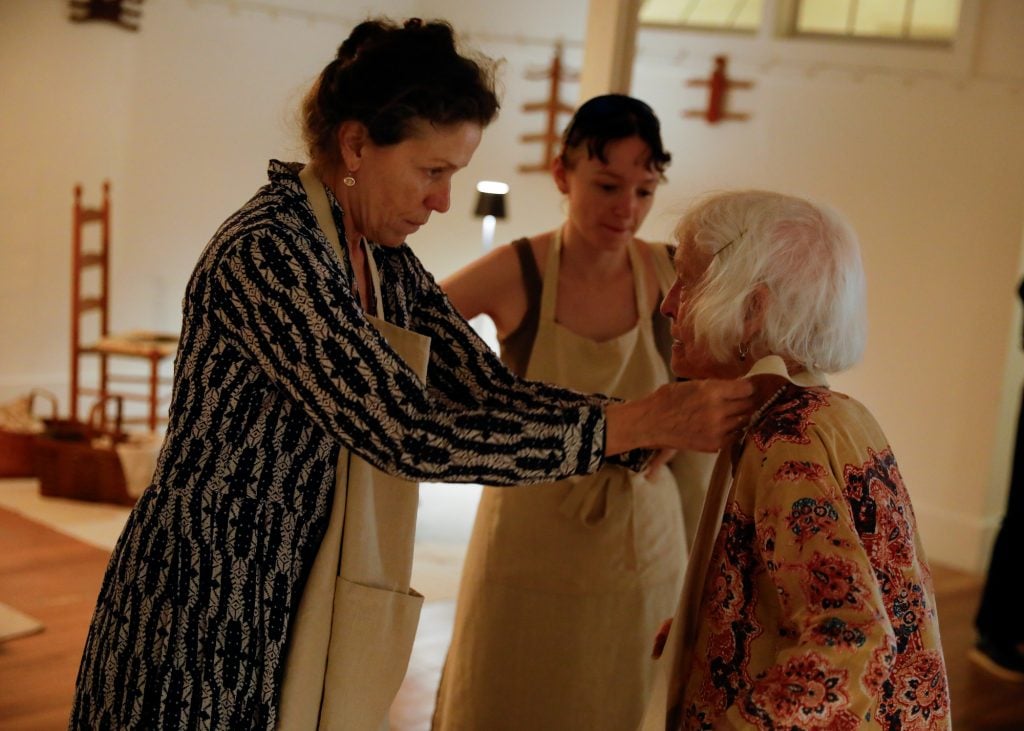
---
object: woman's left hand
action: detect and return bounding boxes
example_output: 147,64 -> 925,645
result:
644,448 -> 677,479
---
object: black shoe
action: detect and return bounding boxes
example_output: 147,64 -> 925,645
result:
968,637 -> 1024,682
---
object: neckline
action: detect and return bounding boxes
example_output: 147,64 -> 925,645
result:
297,164 -> 385,318
540,225 -> 649,343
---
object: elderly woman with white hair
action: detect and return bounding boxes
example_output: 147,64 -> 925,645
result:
641,190 -> 951,730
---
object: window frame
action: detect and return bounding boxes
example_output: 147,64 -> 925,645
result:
634,0 -> 981,76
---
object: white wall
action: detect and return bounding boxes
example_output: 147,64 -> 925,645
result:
2,0 -> 1023,572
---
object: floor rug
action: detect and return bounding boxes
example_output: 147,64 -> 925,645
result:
0,600 -> 44,643
0,478 -> 478,601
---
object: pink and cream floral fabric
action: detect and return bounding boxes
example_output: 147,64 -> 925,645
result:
675,385 -> 950,730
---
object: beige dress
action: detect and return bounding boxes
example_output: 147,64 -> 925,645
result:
275,166 -> 429,731
432,231 -> 688,730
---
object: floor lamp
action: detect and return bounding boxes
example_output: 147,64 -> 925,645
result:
474,180 -> 508,252
470,181 -> 509,351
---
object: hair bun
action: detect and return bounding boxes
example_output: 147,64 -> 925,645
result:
404,17 -> 423,29
337,20 -> 389,63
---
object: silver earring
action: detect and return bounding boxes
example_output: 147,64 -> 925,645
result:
342,174 -> 356,187
738,342 -> 748,361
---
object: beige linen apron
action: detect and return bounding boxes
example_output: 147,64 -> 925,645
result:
276,166 -> 429,731
433,230 -> 686,731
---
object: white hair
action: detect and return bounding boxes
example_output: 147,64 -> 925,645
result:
677,190 -> 867,374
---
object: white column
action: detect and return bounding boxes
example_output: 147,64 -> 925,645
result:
577,0 -> 642,102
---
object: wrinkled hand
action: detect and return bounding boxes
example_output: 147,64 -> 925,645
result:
651,616 -> 673,658
650,379 -> 755,453
605,378 -> 754,456
644,448 -> 677,479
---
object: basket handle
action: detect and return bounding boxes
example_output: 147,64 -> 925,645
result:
88,395 -> 126,443
28,388 -> 59,420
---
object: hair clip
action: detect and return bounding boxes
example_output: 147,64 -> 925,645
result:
713,229 -> 747,257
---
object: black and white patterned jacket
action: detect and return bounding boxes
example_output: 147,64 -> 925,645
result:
70,160 -> 643,730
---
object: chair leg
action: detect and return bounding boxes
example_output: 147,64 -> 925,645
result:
148,355 -> 159,432
99,353 -> 109,418
70,349 -> 80,423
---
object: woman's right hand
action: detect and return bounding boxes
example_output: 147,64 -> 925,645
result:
604,379 -> 755,455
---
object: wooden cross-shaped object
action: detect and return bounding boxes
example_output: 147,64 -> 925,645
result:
518,42 -> 579,173
69,0 -> 143,32
683,55 -> 753,124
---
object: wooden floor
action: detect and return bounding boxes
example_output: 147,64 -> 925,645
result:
2,505 -> 1023,730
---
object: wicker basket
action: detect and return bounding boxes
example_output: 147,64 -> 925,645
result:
32,396 -> 134,505
0,390 -> 58,478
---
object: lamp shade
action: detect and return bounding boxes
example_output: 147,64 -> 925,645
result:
474,191 -> 507,219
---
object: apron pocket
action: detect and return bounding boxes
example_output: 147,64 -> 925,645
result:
319,578 -> 424,731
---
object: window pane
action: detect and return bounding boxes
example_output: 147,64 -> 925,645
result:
640,0 -> 691,25
734,0 -> 762,28
797,0 -> 851,35
910,0 -> 961,39
853,0 -> 906,38
796,0 -> 960,40
689,0 -> 739,26
639,0 -> 761,30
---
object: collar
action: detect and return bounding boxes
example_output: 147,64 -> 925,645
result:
744,354 -> 828,389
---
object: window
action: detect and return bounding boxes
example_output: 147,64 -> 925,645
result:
793,0 -> 962,42
639,0 -> 764,32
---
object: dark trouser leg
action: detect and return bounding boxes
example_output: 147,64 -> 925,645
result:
975,387 -> 1024,645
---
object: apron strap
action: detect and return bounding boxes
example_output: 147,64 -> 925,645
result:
538,226 -> 563,320
626,239 -> 652,334
298,164 -> 386,318
650,242 -> 678,298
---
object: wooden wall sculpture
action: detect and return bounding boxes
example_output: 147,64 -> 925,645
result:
683,55 -> 753,124
69,0 -> 144,32
518,42 -> 579,173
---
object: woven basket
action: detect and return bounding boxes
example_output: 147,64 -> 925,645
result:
0,390 -> 58,478
32,396 -> 134,505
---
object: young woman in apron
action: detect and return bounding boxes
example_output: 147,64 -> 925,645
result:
434,95 -> 712,730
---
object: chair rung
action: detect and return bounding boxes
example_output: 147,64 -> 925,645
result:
78,297 -> 104,311
77,209 -> 106,223
105,374 -> 174,385
79,252 -> 105,267
78,388 -> 168,404
118,415 -> 169,425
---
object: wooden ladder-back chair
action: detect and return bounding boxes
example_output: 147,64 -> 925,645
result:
71,181 -> 179,432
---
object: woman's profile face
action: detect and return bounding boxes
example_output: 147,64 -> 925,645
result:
348,120 -> 483,246
661,236 -> 746,380
555,135 -> 659,250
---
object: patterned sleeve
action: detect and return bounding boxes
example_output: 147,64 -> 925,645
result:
208,227 -> 632,485
727,427 -> 898,730
398,258 -> 651,473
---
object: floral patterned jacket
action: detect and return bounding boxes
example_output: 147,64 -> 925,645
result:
673,380 -> 950,730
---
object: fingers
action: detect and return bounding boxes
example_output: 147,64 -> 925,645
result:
682,379 -> 756,452
651,616 -> 673,658
644,448 -> 677,478
705,377 -> 755,400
